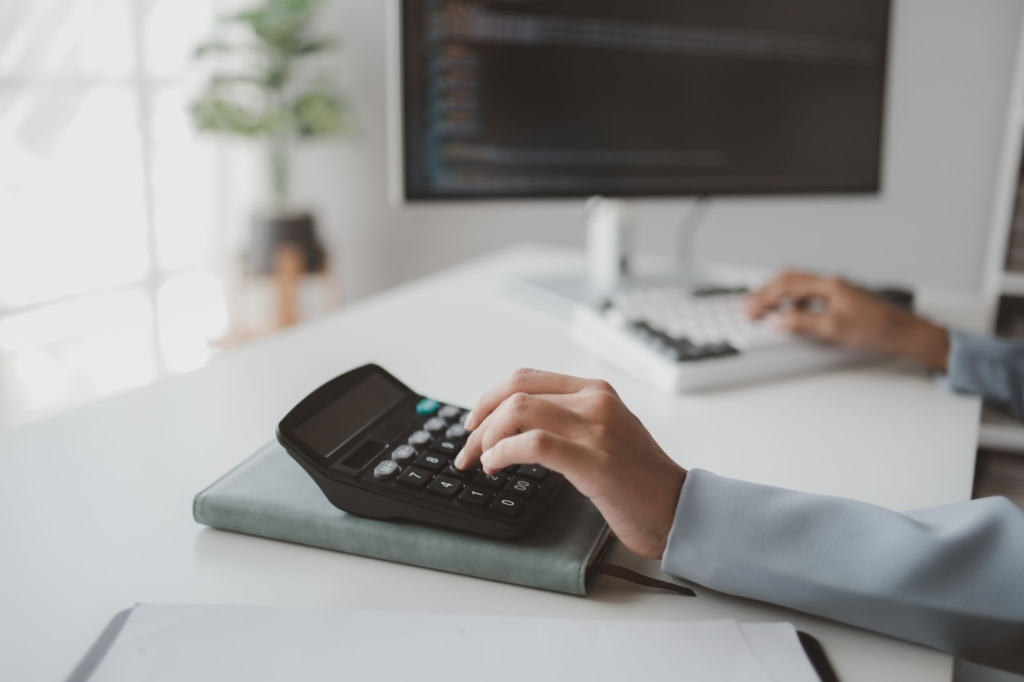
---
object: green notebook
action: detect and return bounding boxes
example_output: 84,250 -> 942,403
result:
193,442 -> 615,596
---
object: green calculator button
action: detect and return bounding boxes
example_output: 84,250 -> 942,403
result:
415,398 -> 440,415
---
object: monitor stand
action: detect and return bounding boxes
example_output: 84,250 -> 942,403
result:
508,197 -> 714,318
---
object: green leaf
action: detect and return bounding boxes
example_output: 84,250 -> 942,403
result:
193,40 -> 234,58
293,38 -> 334,55
191,95 -> 281,137
224,0 -> 326,53
210,73 -> 268,87
191,0 -> 345,142
292,89 -> 347,137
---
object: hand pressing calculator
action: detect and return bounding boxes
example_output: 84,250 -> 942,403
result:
277,364 -> 566,538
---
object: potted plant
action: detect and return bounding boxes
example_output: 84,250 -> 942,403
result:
191,0 -> 347,277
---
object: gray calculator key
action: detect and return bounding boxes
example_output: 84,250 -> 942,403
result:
391,444 -> 417,464
373,460 -> 400,480
408,430 -> 432,448
423,417 -> 447,434
438,405 -> 462,422
445,424 -> 468,440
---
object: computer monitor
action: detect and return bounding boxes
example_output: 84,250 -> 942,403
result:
391,0 -> 891,202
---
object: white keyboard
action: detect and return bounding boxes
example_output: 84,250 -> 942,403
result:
571,286 -> 862,392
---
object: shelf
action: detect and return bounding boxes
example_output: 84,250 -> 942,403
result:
999,272 -> 1024,296
978,407 -> 1024,454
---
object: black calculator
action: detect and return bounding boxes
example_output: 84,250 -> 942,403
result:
277,364 -> 566,538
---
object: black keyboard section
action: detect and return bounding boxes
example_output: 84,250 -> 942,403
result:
357,398 -> 560,524
629,320 -> 739,363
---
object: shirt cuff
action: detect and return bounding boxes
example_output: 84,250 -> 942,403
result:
945,328 -> 1015,404
660,468 -> 733,584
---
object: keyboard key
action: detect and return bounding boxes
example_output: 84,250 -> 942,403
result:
391,444 -> 417,464
517,464 -> 548,480
397,467 -> 431,488
430,439 -> 460,456
415,398 -> 440,415
458,484 -> 493,507
505,477 -> 537,498
428,475 -> 463,498
408,430 -> 432,450
373,460 -> 400,480
415,453 -> 447,471
445,424 -> 468,441
438,405 -> 462,422
490,495 -> 524,516
708,343 -> 739,358
445,461 -> 475,480
473,471 -> 507,489
423,417 -> 447,435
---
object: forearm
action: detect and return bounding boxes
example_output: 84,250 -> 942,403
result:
661,470 -> 1024,674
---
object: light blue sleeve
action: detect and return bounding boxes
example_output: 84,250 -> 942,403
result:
947,329 -> 1024,421
661,469 -> 1024,674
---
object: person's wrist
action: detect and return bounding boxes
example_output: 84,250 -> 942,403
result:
651,463 -> 687,559
894,316 -> 949,372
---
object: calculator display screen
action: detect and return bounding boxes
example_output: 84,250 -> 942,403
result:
293,373 -> 405,457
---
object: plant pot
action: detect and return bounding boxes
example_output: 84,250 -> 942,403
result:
247,210 -> 327,276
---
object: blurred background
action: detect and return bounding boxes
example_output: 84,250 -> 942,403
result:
1,0 -> 1022,432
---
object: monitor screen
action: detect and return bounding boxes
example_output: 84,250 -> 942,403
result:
399,0 -> 890,200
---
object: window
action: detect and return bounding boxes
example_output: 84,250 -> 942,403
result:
0,0 -> 238,428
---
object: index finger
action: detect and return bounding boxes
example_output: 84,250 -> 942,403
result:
746,271 -> 834,319
464,368 -> 601,431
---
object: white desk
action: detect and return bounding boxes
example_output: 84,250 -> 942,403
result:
0,246 -> 981,682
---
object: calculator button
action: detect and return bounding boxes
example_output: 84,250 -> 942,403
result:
428,475 -> 463,498
423,417 -> 447,435
397,467 -> 431,488
438,405 -> 462,422
474,471 -> 507,489
430,439 -> 460,456
415,453 -> 447,471
505,477 -> 537,498
373,460 -> 400,480
445,461 -> 474,480
415,398 -> 440,415
408,430 -> 432,449
458,484 -> 493,507
445,424 -> 468,441
391,444 -> 417,464
517,464 -> 548,480
490,495 -> 524,516
459,412 -> 469,425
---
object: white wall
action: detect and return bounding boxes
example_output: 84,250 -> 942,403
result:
287,0 -> 1023,302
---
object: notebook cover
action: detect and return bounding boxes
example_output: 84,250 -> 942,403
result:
193,442 -> 611,596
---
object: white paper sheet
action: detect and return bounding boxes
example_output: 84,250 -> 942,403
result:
740,622 -> 823,682
87,604 -> 820,682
